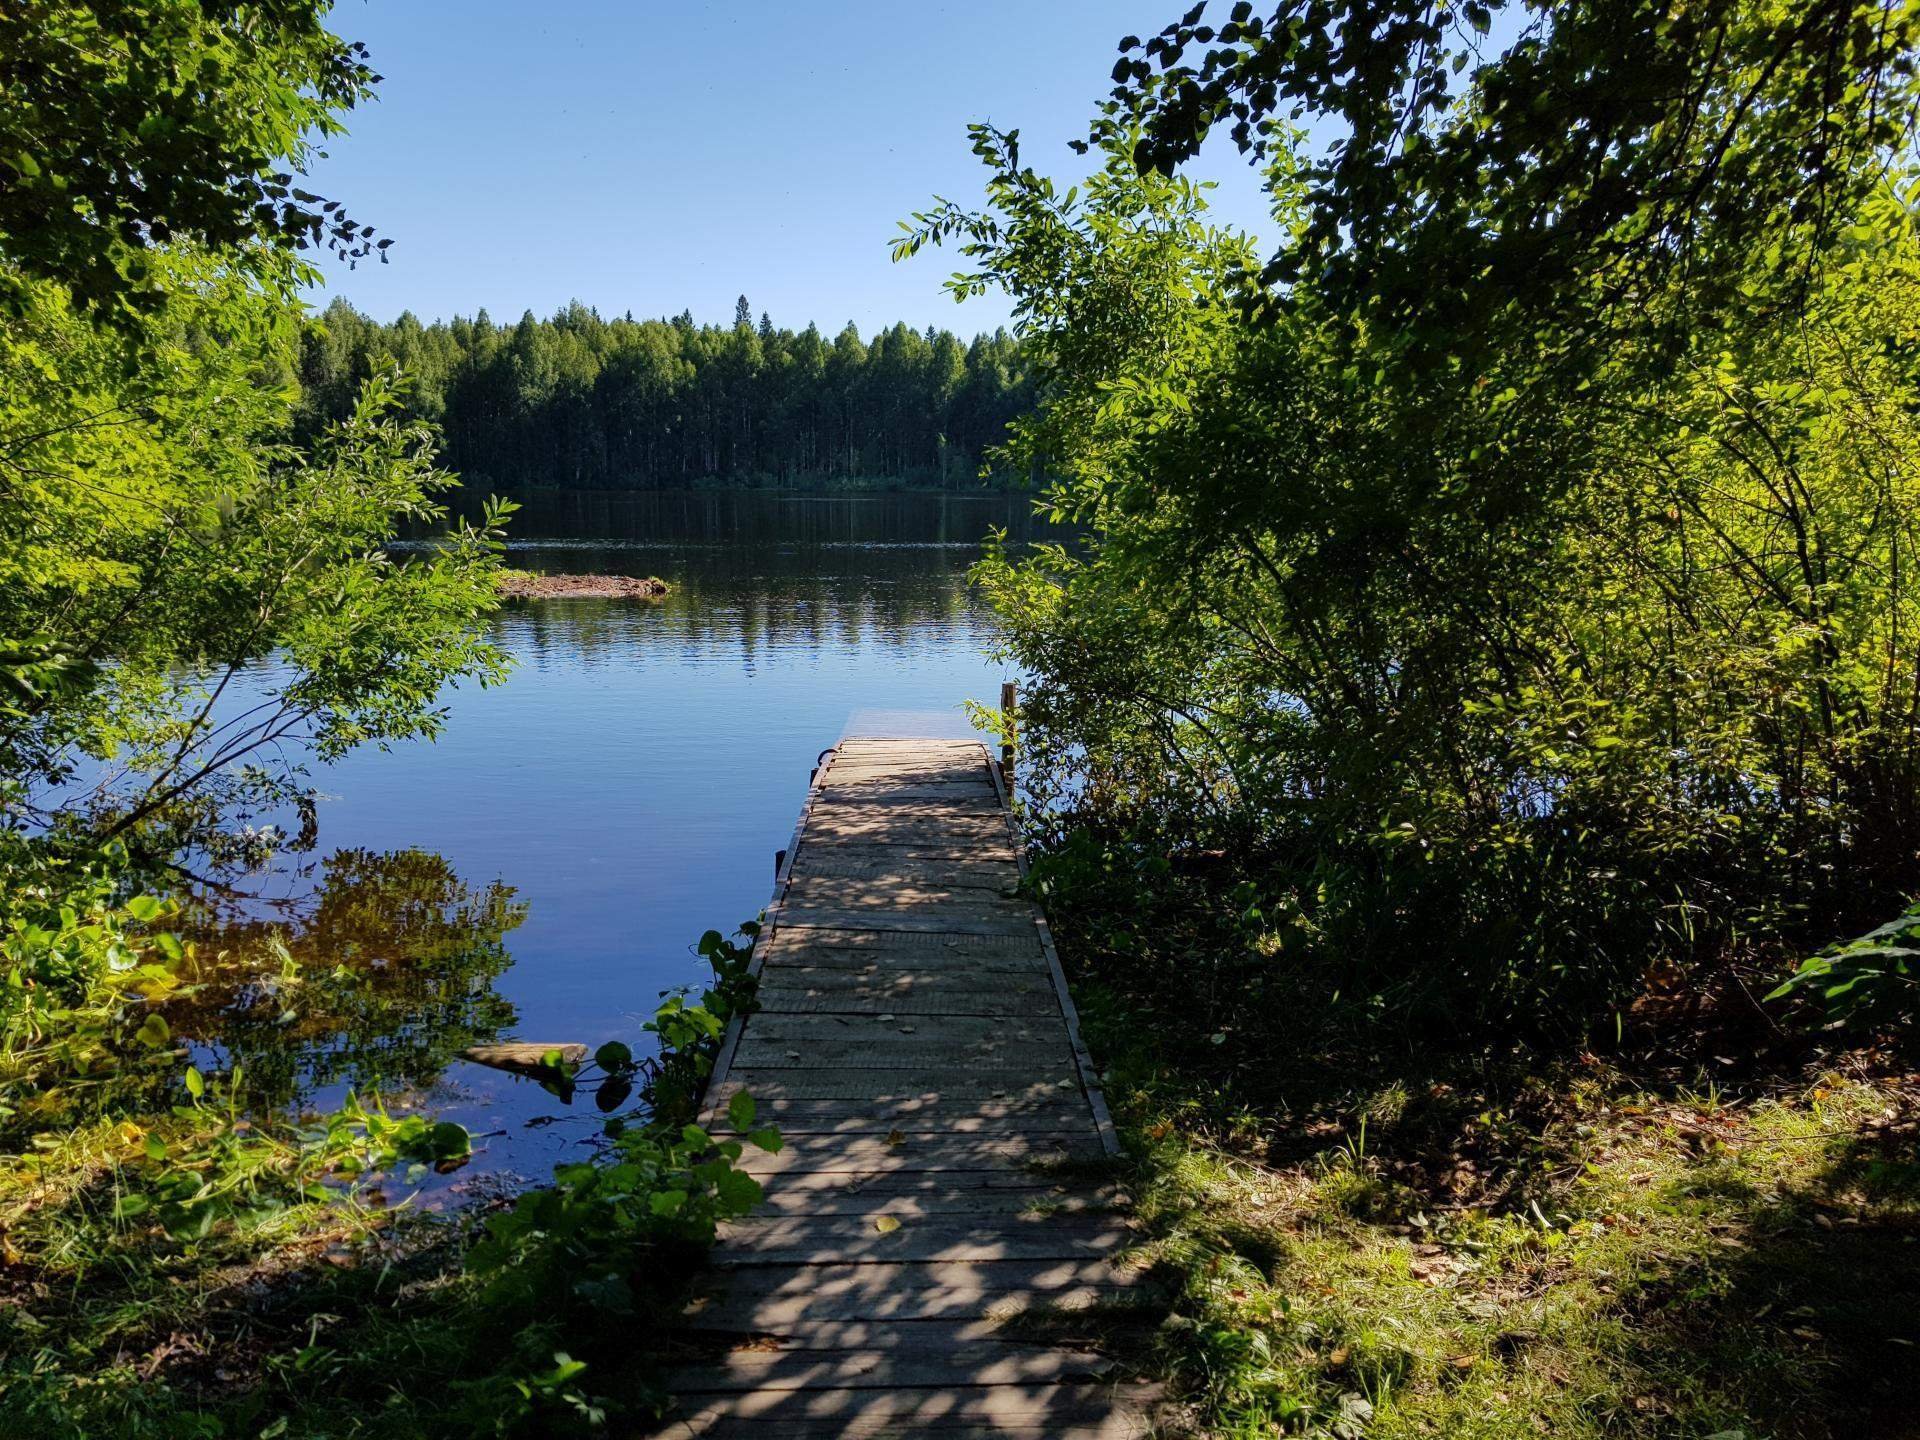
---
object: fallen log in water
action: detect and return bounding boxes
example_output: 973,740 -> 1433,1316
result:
460,1041 -> 588,1076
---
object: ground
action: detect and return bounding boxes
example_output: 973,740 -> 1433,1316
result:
1078,986 -> 1920,1438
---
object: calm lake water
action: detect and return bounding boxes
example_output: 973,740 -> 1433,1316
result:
198,490 -> 1056,1187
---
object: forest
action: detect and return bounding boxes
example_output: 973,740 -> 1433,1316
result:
5,0 -> 1920,1437
295,298 -> 1037,492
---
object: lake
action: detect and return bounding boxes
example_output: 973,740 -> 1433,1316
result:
196,490 -> 1056,1188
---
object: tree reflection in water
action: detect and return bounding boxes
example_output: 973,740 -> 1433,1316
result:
175,848 -> 527,1113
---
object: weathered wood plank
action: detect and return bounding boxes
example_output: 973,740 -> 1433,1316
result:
661,1382 -> 1162,1436
682,1258 -> 1153,1328
784,875 -> 1021,907
730,1043 -> 1074,1076
713,1070 -> 1087,1101
733,1133 -> 1100,1178
714,1215 -> 1133,1265
806,805 -> 1010,829
814,792 -> 998,808
734,1184 -> 1114,1219
709,1093 -> 1097,1128
756,959 -> 1055,989
742,1013 -> 1061,1045
753,980 -> 1059,1018
792,842 -> 1019,868
759,927 -> 1042,962
816,783 -> 1001,802
667,1344 -> 1117,1394
778,908 -> 1036,938
788,859 -> 1021,889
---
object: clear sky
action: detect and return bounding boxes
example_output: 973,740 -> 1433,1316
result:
302,0 -> 1277,335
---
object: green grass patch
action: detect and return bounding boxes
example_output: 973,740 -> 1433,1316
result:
1090,1016 -> 1920,1438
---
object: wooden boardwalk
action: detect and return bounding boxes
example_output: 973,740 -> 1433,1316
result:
659,736 -> 1162,1438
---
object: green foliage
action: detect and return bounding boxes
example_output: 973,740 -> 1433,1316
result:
1111,0 -> 1920,381
294,299 -> 1038,492
908,19 -> 1920,1045
1772,902 -> 1920,1029
2,907 -> 779,1437
0,261 -> 515,862
0,0 -> 382,322
466,1116 -> 775,1312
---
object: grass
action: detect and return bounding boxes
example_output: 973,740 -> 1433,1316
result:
1082,994 -> 1920,1438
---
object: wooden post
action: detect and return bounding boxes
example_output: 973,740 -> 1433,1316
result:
1000,680 -> 1017,787
774,848 -> 787,878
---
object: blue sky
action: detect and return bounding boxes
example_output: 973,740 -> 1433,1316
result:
303,1 -> 1278,334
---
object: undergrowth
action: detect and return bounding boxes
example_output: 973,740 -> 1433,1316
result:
0,893 -> 774,1438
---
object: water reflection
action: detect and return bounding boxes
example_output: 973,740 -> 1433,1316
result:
180,849 -> 526,1111
204,491 -> 1036,1178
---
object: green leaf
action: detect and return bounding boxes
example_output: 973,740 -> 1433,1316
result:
594,1040 -> 633,1072
135,1012 -> 170,1048
184,1065 -> 205,1098
429,1121 -> 471,1159
114,1193 -> 151,1219
648,1188 -> 687,1217
727,1090 -> 756,1131
594,1075 -> 633,1113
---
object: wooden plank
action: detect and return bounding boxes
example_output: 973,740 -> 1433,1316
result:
788,859 -> 1021,890
748,990 -> 1052,1021
792,842 -> 1018,868
806,805 -> 1010,828
667,1345 -> 1117,1394
714,1215 -> 1133,1266
734,1185 -> 1114,1219
730,1042 -> 1075,1075
743,1013 -> 1062,1047
734,1134 -> 1099,1177
674,1316 -> 1094,1349
818,771 -> 994,791
818,776 -> 999,794
683,1258 -> 1152,1327
754,961 -> 1056,991
778,908 -> 1036,938
819,779 -> 1000,796
778,902 -> 1031,930
755,959 -> 1048,985
804,809 -> 1009,832
785,875 -> 1020,906
760,926 -> 1040,957
709,1093 -> 1098,1127
713,1071 -> 1087,1101
813,797 -> 1004,819
661,1382 -> 1161,1436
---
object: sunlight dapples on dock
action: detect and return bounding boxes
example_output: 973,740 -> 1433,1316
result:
656,736 -> 1163,1438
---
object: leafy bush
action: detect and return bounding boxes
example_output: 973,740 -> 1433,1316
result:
910,118 -> 1920,1052
1772,904 -> 1920,1031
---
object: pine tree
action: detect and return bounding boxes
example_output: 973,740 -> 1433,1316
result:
734,294 -> 752,331
295,302 -> 1035,492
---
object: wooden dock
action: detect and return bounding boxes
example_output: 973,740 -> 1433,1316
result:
660,736 -> 1161,1438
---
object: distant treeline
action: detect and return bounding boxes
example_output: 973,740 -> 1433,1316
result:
296,297 -> 1038,492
